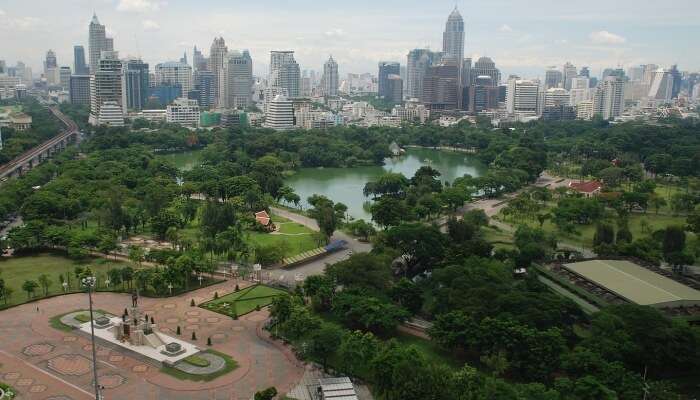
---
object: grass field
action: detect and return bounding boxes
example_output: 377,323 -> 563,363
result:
179,212 -> 318,261
202,284 -> 288,317
161,349 -> 238,382
0,254 -> 133,308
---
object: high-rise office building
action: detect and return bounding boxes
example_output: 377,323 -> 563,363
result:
562,62 -> 577,90
544,88 -> 570,107
193,46 -> 207,72
421,61 -> 459,112
642,64 -> 659,86
0,60 -> 5,74
69,75 -> 91,105
378,61 -> 400,99
386,74 -> 403,103
125,59 -> 150,111
222,50 -> 253,109
669,65 -> 682,99
406,49 -> 441,100
545,67 -> 563,89
467,75 -> 499,112
59,66 -> 72,90
155,61 -> 193,100
264,94 -> 294,131
471,57 -> 500,86
321,56 -> 339,97
648,69 -> 674,101
73,45 -> 89,75
44,50 -> 58,84
569,77 -> 591,106
45,49 -> 57,70
593,76 -> 624,120
627,66 -> 644,82
89,51 -> 125,126
506,78 -> 540,116
270,51 -> 301,98
88,13 -> 113,73
442,7 -> 465,65
579,66 -> 590,78
208,37 -> 228,107
193,70 -> 214,110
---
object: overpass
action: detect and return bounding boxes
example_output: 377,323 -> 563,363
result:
0,106 -> 80,181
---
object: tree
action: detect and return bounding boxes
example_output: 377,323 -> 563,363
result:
593,223 -> 615,247
370,196 -> 408,228
332,292 -> 409,334
337,330 -> 381,378
346,219 -> 376,241
363,172 -> 410,198
308,324 -> 343,370
307,195 -> 346,240
128,246 -> 146,267
662,226 -> 686,258
270,295 -> 293,323
37,274 -> 52,296
22,280 -> 39,298
254,387 -> 278,400
389,278 -> 423,314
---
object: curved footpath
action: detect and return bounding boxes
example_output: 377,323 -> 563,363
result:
267,207 -> 373,285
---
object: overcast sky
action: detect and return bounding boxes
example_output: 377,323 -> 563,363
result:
1,0 -> 699,79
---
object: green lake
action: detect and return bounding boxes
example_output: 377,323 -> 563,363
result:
165,147 -> 486,222
286,148 -> 487,221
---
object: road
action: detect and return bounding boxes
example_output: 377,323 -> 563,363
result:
0,106 -> 79,180
266,207 -> 373,285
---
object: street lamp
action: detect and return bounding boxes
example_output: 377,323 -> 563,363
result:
62,281 -> 68,292
197,275 -> 203,286
168,283 -> 173,295
81,276 -> 101,400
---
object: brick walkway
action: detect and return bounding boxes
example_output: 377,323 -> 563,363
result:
0,279 -> 305,399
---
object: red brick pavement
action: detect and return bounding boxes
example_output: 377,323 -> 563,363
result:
0,279 -> 305,399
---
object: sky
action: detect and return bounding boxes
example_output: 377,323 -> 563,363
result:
1,0 -> 699,79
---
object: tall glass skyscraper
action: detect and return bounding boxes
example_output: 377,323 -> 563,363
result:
125,59 -> 150,111
442,7 -> 465,64
73,45 -> 89,75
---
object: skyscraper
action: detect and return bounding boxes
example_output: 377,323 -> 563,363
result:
648,69 -> 674,101
442,7 -> 465,65
506,78 -> 540,116
69,75 -> 91,105
208,37 -> 228,107
88,13 -> 113,73
73,45 -> 88,75
562,62 -> 577,90
593,76 -> 624,120
322,56 -> 339,97
193,70 -> 215,109
193,46 -> 207,72
222,50 -> 253,109
124,59 -> 150,111
669,65 -> 682,99
378,61 -> 400,99
386,74 -> 403,103
44,49 -> 57,70
471,57 -> 501,86
59,66 -> 72,90
270,51 -> 301,98
421,61 -> 459,112
89,51 -> 125,126
406,49 -> 441,100
545,67 -> 563,89
155,61 -> 193,99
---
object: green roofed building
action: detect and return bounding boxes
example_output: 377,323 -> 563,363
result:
562,260 -> 700,309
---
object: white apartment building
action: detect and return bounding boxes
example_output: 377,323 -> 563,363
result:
96,101 -> 125,126
166,98 -> 200,128
89,51 -> 126,126
544,88 -> 570,107
576,100 -> 594,120
264,94 -> 294,131
593,76 -> 625,120
506,78 -> 540,116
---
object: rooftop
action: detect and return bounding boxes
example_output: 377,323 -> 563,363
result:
562,260 -> 700,308
569,180 -> 602,193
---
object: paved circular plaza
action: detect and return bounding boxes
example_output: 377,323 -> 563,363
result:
0,280 -> 304,399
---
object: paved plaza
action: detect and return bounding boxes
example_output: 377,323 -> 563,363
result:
0,279 -> 305,399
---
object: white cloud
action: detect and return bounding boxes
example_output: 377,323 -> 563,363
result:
0,9 -> 6,16
324,28 -> 345,38
117,0 -> 165,13
589,30 -> 626,45
499,24 -> 513,32
142,19 -> 160,31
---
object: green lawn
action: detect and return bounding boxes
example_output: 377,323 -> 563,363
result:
202,284 -> 288,317
161,350 -> 238,382
0,253 -> 133,308
394,331 -> 462,369
183,355 -> 210,367
497,210 -> 689,248
178,212 -> 318,260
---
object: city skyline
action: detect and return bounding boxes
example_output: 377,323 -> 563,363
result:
1,0 -> 699,78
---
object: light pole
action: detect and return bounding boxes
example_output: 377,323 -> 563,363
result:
81,276 -> 101,400
168,283 -> 173,295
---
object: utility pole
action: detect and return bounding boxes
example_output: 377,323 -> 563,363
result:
82,276 -> 101,400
